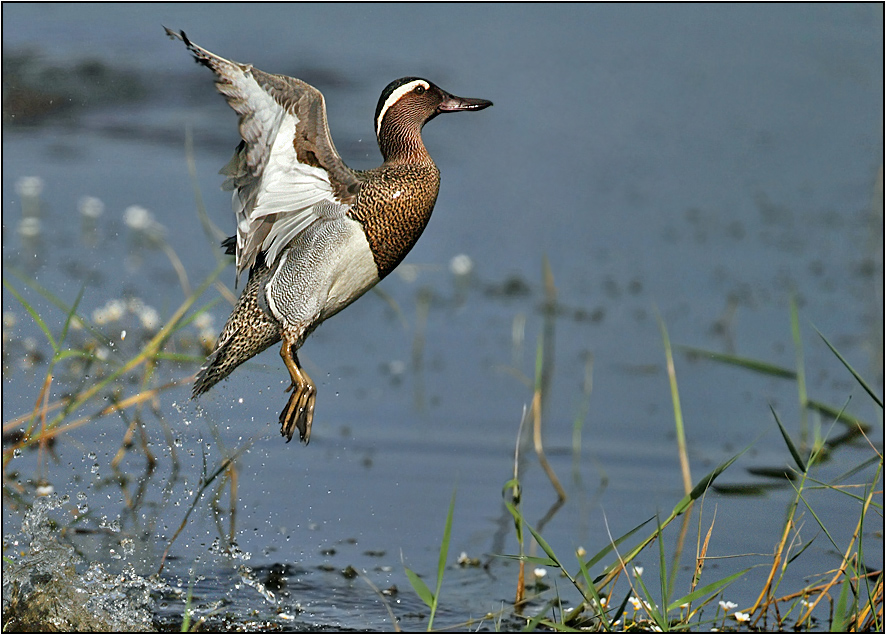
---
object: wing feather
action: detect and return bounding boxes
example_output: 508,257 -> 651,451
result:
166,28 -> 361,282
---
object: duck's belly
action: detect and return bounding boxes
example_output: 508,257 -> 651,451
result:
265,217 -> 380,333
320,218 -> 381,320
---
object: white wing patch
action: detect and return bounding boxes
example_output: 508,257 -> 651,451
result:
232,87 -> 349,265
242,115 -> 343,266
171,31 -> 355,278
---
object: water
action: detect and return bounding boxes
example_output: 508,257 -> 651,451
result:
2,494 -> 157,631
2,4 -> 883,631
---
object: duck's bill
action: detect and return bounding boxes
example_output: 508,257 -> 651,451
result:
438,94 -> 493,112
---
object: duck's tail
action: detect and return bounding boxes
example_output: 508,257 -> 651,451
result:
193,260 -> 281,397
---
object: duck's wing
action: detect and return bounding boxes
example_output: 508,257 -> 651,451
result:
167,28 -> 362,283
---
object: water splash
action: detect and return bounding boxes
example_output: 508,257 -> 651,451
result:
2,494 -> 160,632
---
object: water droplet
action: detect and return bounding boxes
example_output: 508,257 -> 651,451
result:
99,516 -> 121,533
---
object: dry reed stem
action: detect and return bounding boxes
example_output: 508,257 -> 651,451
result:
794,472 -> 881,627
750,516 -> 793,621
227,460 -> 238,544
213,279 -> 238,307
685,504 -> 717,618
27,372 -> 53,439
34,372 -> 53,485
160,242 -> 191,298
158,452 -> 239,573
4,400 -> 65,431
3,379 -> 187,456
532,389 -> 566,502
853,574 -> 883,630
657,311 -> 692,495
513,405 -> 527,609
3,262 -> 223,470
357,569 -> 402,633
111,417 -> 139,470
515,559 -> 525,608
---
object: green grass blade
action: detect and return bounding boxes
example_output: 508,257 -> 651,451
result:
526,602 -> 559,631
404,566 -> 434,609
427,489 -> 456,631
830,454 -> 882,485
576,555 -> 612,631
679,346 -> 797,379
497,553 -> 559,567
793,487 -> 848,558
582,517 -> 654,572
769,404 -> 807,472
682,446 -> 750,511
4,278 -> 57,353
656,514 -> 669,615
806,399 -> 869,432
591,448 -> 748,589
57,282 -> 87,352
832,572 -> 851,632
6,267 -> 108,344
632,571 -> 666,630
52,349 -> 97,364
785,532 -> 818,565
790,296 -> 809,444
814,326 -> 883,408
666,567 -> 751,612
525,520 -> 562,569
501,478 -> 523,546
172,298 -> 223,333
181,571 -> 195,632
657,311 -> 691,494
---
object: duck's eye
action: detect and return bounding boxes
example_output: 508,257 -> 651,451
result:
414,85 -> 425,95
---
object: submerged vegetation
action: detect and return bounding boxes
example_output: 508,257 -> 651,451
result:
2,165 -> 882,632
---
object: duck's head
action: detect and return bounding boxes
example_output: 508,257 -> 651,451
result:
374,77 -> 492,163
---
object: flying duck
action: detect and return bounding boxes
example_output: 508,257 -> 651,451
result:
166,28 -> 492,444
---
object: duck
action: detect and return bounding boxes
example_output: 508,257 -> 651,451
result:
166,29 -> 492,444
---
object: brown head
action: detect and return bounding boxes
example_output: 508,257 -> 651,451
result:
374,77 -> 492,165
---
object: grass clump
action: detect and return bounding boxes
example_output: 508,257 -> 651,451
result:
402,292 -> 882,632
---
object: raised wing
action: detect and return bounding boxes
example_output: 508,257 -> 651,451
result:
166,28 -> 362,282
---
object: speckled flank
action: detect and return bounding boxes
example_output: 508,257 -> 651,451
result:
192,262 -> 281,397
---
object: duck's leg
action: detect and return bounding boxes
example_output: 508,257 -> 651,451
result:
279,333 -> 316,444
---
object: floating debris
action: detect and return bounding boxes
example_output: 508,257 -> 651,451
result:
123,205 -> 166,245
92,299 -> 127,325
16,176 -> 44,242
17,217 -> 42,238
16,175 -> 44,199
449,253 -> 473,277
78,196 -> 105,219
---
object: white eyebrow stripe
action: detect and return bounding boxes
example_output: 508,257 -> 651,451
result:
376,79 -> 430,137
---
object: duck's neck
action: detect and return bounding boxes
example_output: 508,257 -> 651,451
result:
378,122 -> 435,167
